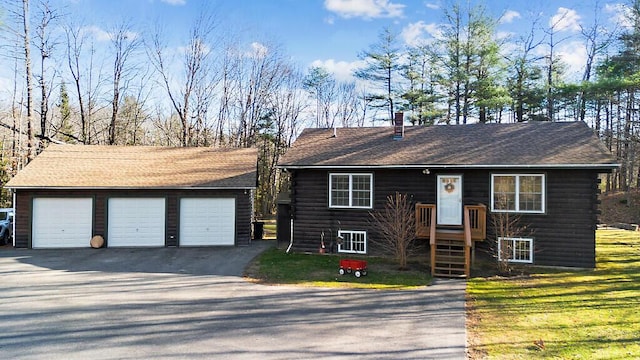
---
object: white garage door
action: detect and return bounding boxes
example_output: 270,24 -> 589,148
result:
180,198 -> 235,246
32,198 -> 93,248
108,198 -> 165,247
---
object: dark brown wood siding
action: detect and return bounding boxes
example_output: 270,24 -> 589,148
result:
288,168 -> 601,268
13,188 -> 253,248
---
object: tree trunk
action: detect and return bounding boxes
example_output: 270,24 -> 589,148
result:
23,0 -> 35,160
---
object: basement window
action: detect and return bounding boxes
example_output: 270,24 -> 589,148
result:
329,173 -> 373,209
337,230 -> 367,254
498,237 -> 533,263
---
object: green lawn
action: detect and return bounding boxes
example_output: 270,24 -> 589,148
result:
260,219 -> 277,239
467,230 -> 640,359
245,247 -> 432,289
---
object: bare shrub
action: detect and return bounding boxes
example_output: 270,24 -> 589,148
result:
370,192 -> 416,270
490,196 -> 526,274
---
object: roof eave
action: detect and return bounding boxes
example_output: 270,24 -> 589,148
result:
278,163 -> 621,170
6,186 -> 257,190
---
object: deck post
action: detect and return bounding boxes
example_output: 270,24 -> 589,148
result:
429,206 -> 436,276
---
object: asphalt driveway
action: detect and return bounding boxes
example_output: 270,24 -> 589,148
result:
0,242 -> 466,359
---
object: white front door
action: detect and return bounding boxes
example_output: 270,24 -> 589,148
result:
437,175 -> 463,225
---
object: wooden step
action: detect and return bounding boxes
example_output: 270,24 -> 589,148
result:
433,242 -> 468,278
436,245 -> 464,249
436,243 -> 464,249
434,263 -> 466,269
436,229 -> 465,241
435,238 -> 465,245
435,248 -> 465,254
434,253 -> 465,259
435,258 -> 466,265
436,255 -> 464,261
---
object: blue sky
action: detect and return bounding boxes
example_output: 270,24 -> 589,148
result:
57,0 -> 627,81
0,0 -> 631,103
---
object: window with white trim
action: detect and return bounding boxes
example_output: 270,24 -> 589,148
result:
329,173 -> 373,209
491,174 -> 545,213
337,230 -> 367,254
498,237 -> 533,263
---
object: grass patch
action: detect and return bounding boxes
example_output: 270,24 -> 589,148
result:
245,247 -> 432,289
467,229 -> 640,359
260,219 -> 277,239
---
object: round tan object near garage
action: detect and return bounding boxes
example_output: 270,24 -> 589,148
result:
90,235 -> 104,248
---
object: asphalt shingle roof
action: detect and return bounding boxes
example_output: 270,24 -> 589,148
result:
6,145 -> 257,189
279,121 -> 618,169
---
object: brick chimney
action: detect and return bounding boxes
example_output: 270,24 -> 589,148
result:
393,112 -> 404,140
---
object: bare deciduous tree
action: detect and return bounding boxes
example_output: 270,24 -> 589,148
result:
370,192 -> 417,270
108,20 -> 141,145
234,42 -> 287,147
34,0 -> 61,146
256,66 -> 305,216
147,10 -> 219,147
22,0 -> 36,159
65,20 -> 105,144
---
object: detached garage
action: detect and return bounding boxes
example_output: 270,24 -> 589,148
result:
6,145 -> 257,249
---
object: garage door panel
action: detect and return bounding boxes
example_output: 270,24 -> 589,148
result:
180,198 -> 235,246
108,198 -> 165,247
32,198 -> 93,248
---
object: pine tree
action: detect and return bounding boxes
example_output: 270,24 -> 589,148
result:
355,27 -> 402,123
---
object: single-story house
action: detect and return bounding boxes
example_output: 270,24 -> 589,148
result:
277,115 -> 618,277
5,145 -> 257,249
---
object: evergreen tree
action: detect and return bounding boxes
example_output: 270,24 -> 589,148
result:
355,27 -> 402,123
56,82 -> 76,143
401,45 -> 444,125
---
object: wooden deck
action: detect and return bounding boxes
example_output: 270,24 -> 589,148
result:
415,204 -> 487,278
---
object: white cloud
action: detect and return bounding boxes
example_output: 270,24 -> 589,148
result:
400,21 -> 441,46
496,31 -> 513,41
161,0 -> 186,5
80,26 -> 111,42
605,3 -> 634,28
549,7 -> 581,32
499,40 -> 520,59
324,0 -> 404,19
309,59 -> 365,82
0,75 -> 16,105
557,40 -> 587,80
500,10 -> 521,24
250,42 -> 269,58
79,26 -> 138,42
425,2 -> 439,10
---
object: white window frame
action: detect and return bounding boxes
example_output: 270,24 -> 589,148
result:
498,237 -> 533,264
337,230 -> 367,254
491,174 -> 546,213
329,173 -> 373,209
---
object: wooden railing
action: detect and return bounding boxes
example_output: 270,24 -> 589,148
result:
416,204 -> 436,239
416,203 -> 487,278
463,207 -> 472,276
415,204 -> 437,272
464,204 -> 487,241
416,203 -> 486,241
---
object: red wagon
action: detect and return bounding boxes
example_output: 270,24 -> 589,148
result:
339,259 -> 368,278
